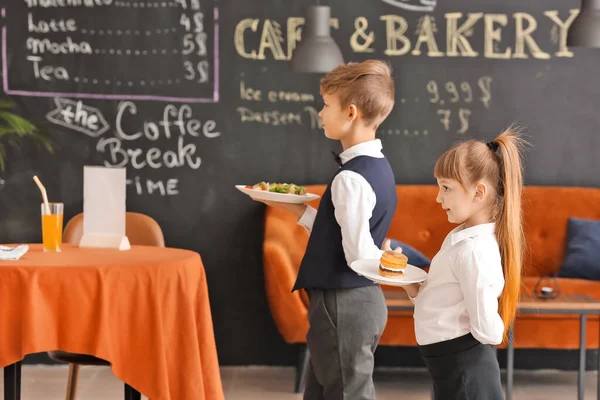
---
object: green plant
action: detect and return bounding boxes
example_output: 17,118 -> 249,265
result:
0,98 -> 53,171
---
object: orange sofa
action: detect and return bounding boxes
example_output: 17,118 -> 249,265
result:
263,185 -> 600,387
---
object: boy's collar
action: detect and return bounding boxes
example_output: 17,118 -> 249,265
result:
338,139 -> 383,165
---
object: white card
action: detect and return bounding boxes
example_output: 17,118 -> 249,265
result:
79,166 -> 130,250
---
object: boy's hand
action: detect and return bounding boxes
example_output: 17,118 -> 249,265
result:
381,239 -> 403,254
402,283 -> 422,298
251,198 -> 307,218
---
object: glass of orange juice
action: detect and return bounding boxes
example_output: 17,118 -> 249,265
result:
41,202 -> 64,252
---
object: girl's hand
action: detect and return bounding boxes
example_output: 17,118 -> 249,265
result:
402,282 -> 422,298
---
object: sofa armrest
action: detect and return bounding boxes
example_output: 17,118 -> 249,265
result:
263,240 -> 309,343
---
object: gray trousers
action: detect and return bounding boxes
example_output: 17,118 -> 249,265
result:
304,286 -> 388,400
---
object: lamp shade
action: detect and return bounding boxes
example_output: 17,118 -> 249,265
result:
567,0 -> 600,48
291,6 -> 344,73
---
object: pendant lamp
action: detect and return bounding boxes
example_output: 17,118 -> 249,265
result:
291,5 -> 344,73
567,0 -> 600,48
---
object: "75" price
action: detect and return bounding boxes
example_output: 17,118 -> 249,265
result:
437,109 -> 471,135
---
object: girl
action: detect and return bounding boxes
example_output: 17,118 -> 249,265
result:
403,128 -> 526,400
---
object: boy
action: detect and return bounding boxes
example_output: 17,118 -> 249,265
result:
255,60 -> 397,399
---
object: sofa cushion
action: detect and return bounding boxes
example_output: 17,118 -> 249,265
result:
386,238 -> 430,268
557,218 -> 600,280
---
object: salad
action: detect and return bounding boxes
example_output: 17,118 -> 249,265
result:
246,181 -> 307,195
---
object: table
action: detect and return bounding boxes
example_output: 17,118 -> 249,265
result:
506,293 -> 600,400
0,244 -> 224,400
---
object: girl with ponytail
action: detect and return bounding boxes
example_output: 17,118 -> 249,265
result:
400,128 -> 526,400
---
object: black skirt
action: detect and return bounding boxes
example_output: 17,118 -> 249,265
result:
418,333 -> 504,400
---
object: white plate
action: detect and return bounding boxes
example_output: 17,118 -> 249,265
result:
350,259 -> 428,287
236,185 -> 320,204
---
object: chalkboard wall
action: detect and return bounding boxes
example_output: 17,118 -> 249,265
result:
1,0 -> 599,366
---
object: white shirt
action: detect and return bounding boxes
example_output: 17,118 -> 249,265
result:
412,223 -> 505,346
297,139 -> 386,267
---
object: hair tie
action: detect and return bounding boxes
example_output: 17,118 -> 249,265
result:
486,141 -> 499,152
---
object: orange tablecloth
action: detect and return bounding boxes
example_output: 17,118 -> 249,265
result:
0,244 -> 224,400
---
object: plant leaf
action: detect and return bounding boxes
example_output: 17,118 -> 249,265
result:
0,111 -> 37,136
0,99 -> 16,109
0,96 -> 54,170
0,142 -> 5,172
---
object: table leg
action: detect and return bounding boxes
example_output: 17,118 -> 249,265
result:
124,384 -> 141,400
580,314 -> 587,400
506,325 -> 514,400
597,317 -> 600,400
3,361 -> 21,400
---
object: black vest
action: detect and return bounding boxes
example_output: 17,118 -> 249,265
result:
293,155 -> 397,291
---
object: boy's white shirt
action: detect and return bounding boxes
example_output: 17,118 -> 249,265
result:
297,139 -> 386,267
410,222 -> 505,346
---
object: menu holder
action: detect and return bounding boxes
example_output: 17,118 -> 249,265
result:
79,166 -> 130,250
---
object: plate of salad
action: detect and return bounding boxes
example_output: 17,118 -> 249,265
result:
236,182 -> 320,204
